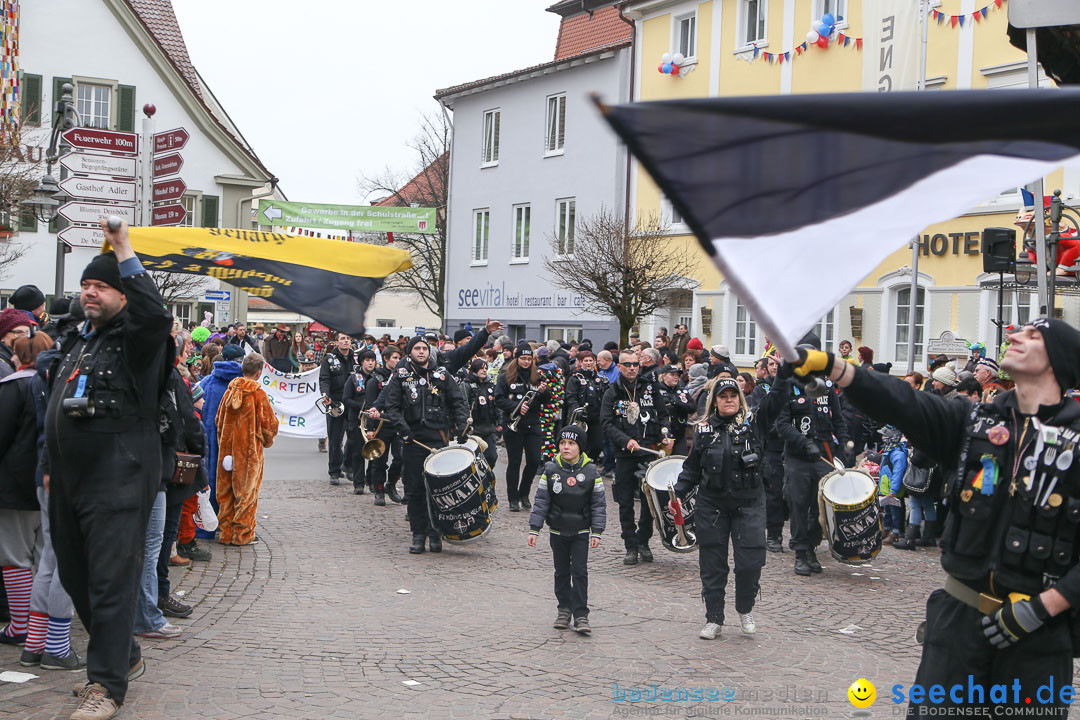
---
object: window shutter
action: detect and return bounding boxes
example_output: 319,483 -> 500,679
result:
22,74 -> 42,126
18,209 -> 36,233
51,77 -> 72,123
201,195 -> 220,228
116,85 -> 136,132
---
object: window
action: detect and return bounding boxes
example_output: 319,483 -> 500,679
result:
675,12 -> 697,60
998,289 -> 1036,328
482,109 -> 500,166
512,204 -> 530,262
77,83 -> 111,129
179,194 -> 197,228
662,195 -> 686,229
740,0 -> 767,47
167,303 -> 191,325
816,309 -> 836,352
734,299 -> 758,356
555,198 -> 575,256
813,0 -> 847,25
545,94 -> 565,155
893,286 -> 926,365
473,209 -> 490,263
376,319 -> 396,328
545,326 -> 582,343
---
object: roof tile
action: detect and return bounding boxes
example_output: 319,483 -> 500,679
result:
554,5 -> 631,61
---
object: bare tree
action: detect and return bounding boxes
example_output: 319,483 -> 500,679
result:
357,111 -> 449,320
0,127 -> 42,281
545,207 -> 700,346
150,271 -> 212,306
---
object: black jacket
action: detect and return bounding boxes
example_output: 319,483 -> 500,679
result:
462,373 -> 499,435
565,369 -> 607,425
528,455 -> 606,535
658,381 -> 696,435
342,370 -> 372,430
437,329 -> 489,375
0,368 -> 44,510
774,381 -> 851,460
363,367 -> 395,438
162,368 -> 208,506
319,348 -> 354,401
383,359 -> 469,444
0,341 -> 15,379
675,376 -> 788,500
228,334 -> 259,354
600,375 -> 672,455
843,366 -> 1080,607
494,369 -> 551,432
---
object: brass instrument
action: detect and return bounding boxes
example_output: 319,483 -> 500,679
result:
360,416 -> 387,460
317,395 -> 345,417
567,404 -> 588,432
507,389 -> 539,433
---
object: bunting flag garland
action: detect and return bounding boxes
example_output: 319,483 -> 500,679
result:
746,35 -> 862,66
932,0 -> 1006,28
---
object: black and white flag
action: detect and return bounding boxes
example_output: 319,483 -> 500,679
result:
599,89 -> 1080,355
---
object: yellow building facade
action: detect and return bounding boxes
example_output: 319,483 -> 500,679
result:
623,0 -> 1076,372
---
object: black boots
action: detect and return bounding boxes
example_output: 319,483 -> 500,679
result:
386,474 -> 404,504
409,534 -> 426,554
373,492 -> 386,506
623,548 -> 639,565
915,519 -> 938,547
428,534 -> 442,553
807,548 -> 822,573
794,551 -> 812,576
638,545 -> 654,563
766,529 -> 783,553
894,523 -> 921,550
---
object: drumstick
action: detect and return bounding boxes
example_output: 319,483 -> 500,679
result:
410,438 -> 436,453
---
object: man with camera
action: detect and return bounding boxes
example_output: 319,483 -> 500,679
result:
43,219 -> 174,720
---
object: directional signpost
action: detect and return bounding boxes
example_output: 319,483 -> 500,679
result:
57,226 -> 108,249
62,127 -> 138,155
257,199 -> 437,233
204,290 -> 231,302
148,128 -> 187,229
152,178 -> 187,203
153,128 -> 189,153
60,152 -> 137,178
151,204 -> 187,226
153,153 -> 184,178
59,201 -> 137,225
60,176 -> 137,204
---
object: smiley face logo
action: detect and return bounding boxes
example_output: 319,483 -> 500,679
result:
848,678 -> 876,708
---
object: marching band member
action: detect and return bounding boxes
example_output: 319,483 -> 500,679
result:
528,425 -> 605,636
383,337 -> 468,554
494,344 -> 551,512
565,350 -> 607,462
671,374 -> 788,639
748,356 -> 787,553
342,349 -> 377,495
462,358 -> 500,470
657,364 -> 695,456
600,350 -> 673,566
363,349 -> 403,506
319,333 -> 355,485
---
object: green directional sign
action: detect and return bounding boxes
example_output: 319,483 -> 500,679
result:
257,200 -> 437,234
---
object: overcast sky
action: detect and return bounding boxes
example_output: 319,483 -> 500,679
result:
173,1 -> 561,205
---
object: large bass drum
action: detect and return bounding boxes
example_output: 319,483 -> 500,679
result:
423,446 -> 495,544
818,468 -> 882,564
641,455 -> 697,553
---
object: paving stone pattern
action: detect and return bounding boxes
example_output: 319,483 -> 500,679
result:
3,436 -> 1078,718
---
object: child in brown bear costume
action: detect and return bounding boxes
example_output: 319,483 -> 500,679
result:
216,353 -> 278,545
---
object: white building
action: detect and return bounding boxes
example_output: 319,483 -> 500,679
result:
436,1 -> 633,346
1,0 -> 278,324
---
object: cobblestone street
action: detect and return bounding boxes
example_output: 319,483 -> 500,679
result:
2,436 -> 1075,719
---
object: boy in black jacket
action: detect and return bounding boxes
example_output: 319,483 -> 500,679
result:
528,425 -> 606,635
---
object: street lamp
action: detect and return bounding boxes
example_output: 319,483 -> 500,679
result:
22,82 -> 79,298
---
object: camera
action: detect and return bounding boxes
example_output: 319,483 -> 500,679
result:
62,397 -> 95,419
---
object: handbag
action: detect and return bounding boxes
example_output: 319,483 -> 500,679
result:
171,452 -> 202,485
903,464 -> 932,495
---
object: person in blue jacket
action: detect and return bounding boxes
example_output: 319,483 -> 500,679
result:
877,426 -> 907,545
195,344 -> 244,537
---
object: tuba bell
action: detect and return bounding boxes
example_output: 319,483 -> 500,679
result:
360,415 -> 387,460
317,396 -> 345,417
567,404 -> 588,432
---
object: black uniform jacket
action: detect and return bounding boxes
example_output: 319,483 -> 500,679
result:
774,381 -> 851,460
600,375 -> 672,456
384,359 -> 468,444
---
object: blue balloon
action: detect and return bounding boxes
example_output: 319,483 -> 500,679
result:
818,21 -> 833,36
821,12 -> 836,26
662,63 -> 673,74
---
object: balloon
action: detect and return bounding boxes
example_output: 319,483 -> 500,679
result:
670,64 -> 680,75
816,35 -> 829,48
672,52 -> 685,65
662,62 -> 673,74
818,21 -> 832,35
806,30 -> 819,44
821,13 -> 835,26
661,52 -> 672,64
658,63 -> 666,74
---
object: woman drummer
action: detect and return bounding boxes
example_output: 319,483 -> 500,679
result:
494,344 -> 550,511
670,374 -> 788,640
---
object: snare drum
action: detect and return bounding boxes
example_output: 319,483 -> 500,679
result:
641,455 -> 697,553
423,446 -> 494,544
819,468 -> 882,564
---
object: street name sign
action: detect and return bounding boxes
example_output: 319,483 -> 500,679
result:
62,128 -> 138,155
151,204 -> 187,226
58,225 -> 107,249
257,199 -> 437,234
153,153 -> 184,178
60,176 -> 137,203
153,128 -> 189,153
59,201 -> 136,225
60,152 -> 136,179
153,178 -> 187,203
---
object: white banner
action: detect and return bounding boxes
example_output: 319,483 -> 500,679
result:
259,365 -> 326,438
862,0 -> 921,92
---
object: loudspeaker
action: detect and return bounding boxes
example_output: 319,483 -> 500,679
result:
982,227 -> 1016,273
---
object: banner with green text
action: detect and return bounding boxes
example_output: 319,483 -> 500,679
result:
257,199 -> 436,233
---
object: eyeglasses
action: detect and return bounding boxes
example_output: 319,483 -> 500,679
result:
620,361 -> 640,367
8,327 -> 30,337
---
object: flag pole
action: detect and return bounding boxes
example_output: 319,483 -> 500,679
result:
1027,28 -> 1050,316
906,0 -> 930,375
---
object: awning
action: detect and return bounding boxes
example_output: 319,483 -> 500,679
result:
307,321 -> 330,332
246,310 -> 312,324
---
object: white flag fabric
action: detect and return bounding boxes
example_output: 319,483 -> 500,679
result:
259,364 -> 326,438
861,0 -> 921,92
598,90 -> 1080,357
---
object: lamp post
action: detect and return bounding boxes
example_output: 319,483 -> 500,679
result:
22,82 -> 78,298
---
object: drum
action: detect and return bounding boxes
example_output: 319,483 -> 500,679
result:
640,455 -> 697,553
423,446 -> 494,544
455,437 -> 497,510
818,468 -> 882,564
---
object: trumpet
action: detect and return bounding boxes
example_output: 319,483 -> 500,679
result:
507,389 -> 539,433
317,395 -> 345,417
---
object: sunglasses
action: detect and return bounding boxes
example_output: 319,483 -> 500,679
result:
620,361 -> 640,367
